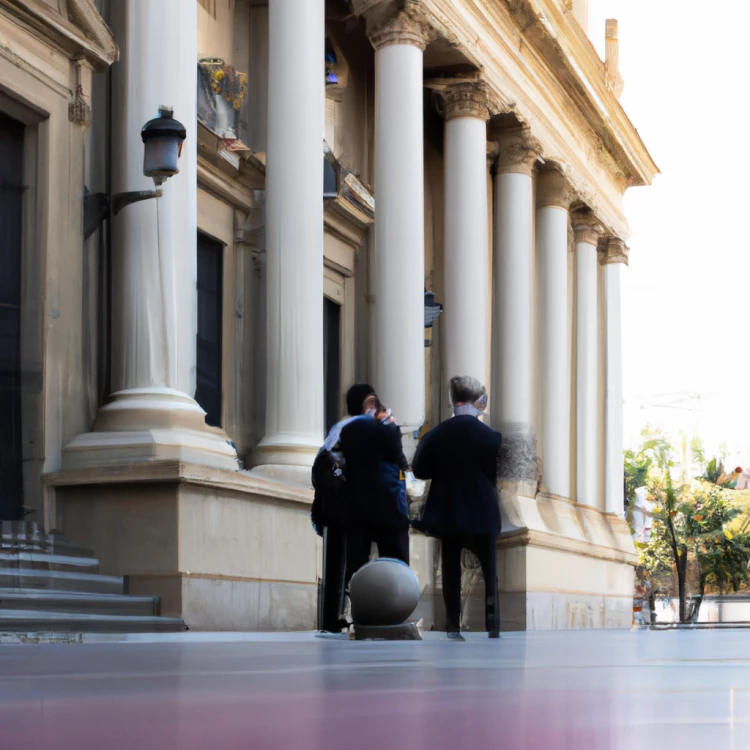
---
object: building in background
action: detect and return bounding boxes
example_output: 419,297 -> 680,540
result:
0,0 -> 657,631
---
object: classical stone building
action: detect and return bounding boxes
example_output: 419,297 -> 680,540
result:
0,0 -> 657,631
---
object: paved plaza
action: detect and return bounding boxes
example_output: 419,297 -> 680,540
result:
1,628 -> 750,749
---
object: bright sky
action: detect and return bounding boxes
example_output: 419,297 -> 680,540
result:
589,1 -> 750,462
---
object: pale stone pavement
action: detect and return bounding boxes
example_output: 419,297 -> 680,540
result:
1,629 -> 749,749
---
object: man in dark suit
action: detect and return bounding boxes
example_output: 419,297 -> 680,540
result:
412,375 -> 502,640
338,388 -> 410,585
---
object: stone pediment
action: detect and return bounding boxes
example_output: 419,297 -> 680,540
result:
1,0 -> 118,69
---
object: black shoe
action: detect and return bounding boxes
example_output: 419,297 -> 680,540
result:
447,630 -> 465,642
488,630 -> 500,639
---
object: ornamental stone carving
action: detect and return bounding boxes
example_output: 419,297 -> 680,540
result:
600,237 -> 629,265
496,126 -> 542,177
368,8 -> 437,52
442,80 -> 490,121
536,168 -> 576,210
571,210 -> 603,246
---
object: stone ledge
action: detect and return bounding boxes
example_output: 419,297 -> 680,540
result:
45,460 -> 314,508
498,527 -> 637,566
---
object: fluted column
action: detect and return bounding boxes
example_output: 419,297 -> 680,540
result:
369,10 -> 435,434
536,170 -> 574,498
443,81 -> 490,387
602,238 -> 628,515
491,127 -> 541,481
63,0 -> 237,470
572,211 -> 603,508
255,0 -> 325,470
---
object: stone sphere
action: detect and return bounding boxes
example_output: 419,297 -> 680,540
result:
349,558 -> 421,626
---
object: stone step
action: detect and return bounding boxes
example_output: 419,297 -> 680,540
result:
0,522 -> 95,559
0,589 -> 158,617
0,568 -> 124,595
0,609 -> 185,634
0,552 -> 100,575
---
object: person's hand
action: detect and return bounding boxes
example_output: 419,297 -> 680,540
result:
376,407 -> 396,425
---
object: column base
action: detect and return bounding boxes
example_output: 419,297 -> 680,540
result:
455,486 -> 636,632
62,388 -> 239,472
253,434 -> 324,468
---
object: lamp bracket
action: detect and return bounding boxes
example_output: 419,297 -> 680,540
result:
112,189 -> 162,216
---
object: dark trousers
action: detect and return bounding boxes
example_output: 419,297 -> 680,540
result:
441,533 -> 499,633
345,525 -> 410,588
318,527 -> 347,632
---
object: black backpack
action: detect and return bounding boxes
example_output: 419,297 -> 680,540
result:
310,447 -> 346,536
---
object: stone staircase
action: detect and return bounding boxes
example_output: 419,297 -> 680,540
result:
0,521 -> 185,634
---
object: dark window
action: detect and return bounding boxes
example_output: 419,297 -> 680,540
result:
323,157 -> 337,198
324,297 -> 341,434
196,233 -> 223,427
0,113 -> 24,520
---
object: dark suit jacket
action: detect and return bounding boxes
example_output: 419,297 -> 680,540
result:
339,418 -> 409,531
412,415 -> 502,537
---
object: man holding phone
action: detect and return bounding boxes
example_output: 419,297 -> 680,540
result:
338,385 -> 410,585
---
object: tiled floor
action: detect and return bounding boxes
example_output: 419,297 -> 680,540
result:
2,629 -> 750,749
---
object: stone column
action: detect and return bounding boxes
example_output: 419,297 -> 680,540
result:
63,0 -> 237,470
254,0 -> 325,472
602,238 -> 628,515
442,81 -> 490,387
572,211 -> 603,508
536,170 -> 574,498
368,9 -> 435,436
491,127 -> 541,481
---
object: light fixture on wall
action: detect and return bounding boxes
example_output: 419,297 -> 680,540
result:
424,290 -> 442,329
84,106 -> 187,239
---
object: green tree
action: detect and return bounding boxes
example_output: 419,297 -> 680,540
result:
638,476 -> 750,622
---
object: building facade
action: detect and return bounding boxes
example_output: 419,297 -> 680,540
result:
0,0 -> 657,630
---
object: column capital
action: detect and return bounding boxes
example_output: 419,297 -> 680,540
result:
571,210 -> 603,245
495,126 -> 542,177
368,8 -> 436,52
441,80 -> 490,121
600,237 -> 629,266
536,168 -> 576,210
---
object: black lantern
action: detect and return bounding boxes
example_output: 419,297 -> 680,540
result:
141,106 -> 187,185
424,291 -> 442,328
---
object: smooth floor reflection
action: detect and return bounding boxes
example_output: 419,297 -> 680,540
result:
1,629 -> 750,749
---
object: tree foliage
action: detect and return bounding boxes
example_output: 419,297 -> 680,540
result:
628,429 -> 750,623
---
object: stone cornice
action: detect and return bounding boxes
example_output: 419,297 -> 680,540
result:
599,237 -> 629,266
418,0 -> 657,237
571,210 -> 603,246
0,0 -> 118,69
496,127 -> 542,177
441,80 -> 490,121
368,7 -> 437,51
512,0 -> 657,185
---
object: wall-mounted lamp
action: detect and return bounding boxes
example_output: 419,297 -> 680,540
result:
84,106 -> 187,239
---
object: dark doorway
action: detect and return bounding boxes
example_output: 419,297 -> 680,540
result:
195,233 -> 223,428
0,113 -> 24,521
324,297 -> 341,434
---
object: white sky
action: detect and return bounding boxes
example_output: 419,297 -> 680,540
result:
588,1 -> 750,461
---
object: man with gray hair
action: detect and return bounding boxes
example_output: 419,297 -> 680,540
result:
412,375 -> 502,640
